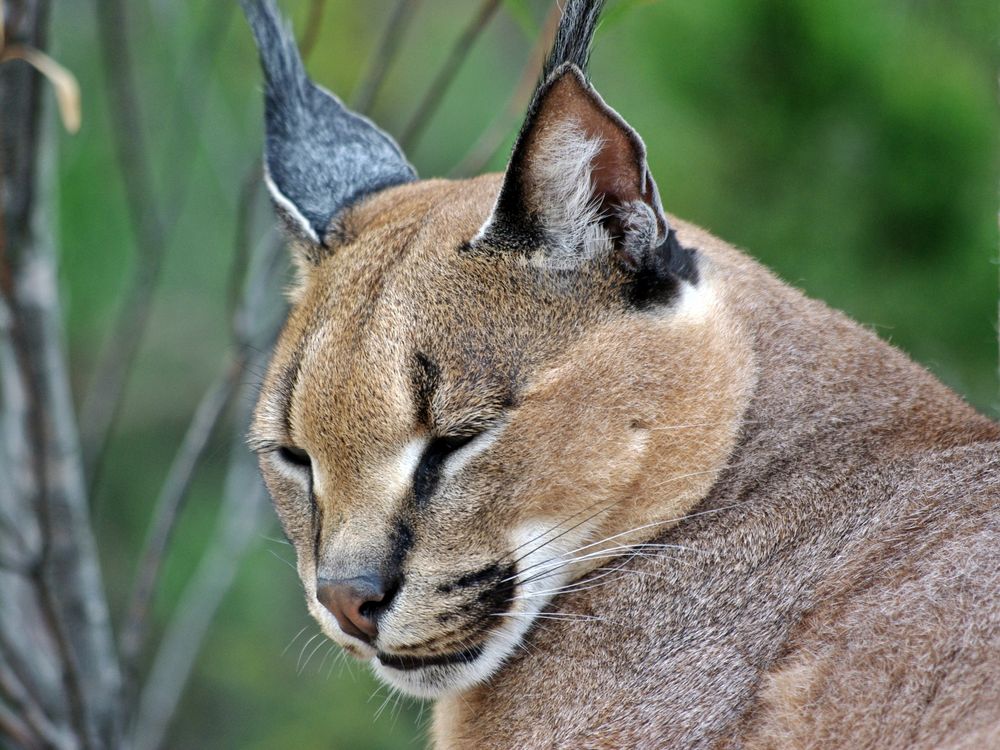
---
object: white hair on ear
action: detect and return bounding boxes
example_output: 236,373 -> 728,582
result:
263,165 -> 321,246
617,199 -> 660,261
528,121 -> 612,268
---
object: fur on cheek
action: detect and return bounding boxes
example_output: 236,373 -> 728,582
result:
501,281 -> 755,555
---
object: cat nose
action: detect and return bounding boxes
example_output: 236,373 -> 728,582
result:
315,574 -> 396,643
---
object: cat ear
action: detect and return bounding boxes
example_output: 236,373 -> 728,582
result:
473,63 -> 668,270
241,0 -> 415,253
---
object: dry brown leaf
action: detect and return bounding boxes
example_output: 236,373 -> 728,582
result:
1,45 -> 82,134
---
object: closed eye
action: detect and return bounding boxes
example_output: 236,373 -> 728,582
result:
276,445 -> 311,471
411,432 -> 481,505
434,433 -> 477,454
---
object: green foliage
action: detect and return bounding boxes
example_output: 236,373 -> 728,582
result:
50,0 -> 997,746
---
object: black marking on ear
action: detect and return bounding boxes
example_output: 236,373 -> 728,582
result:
668,238 -> 699,286
624,230 -> 700,310
411,352 -> 440,428
472,1 -> 609,256
477,24 -> 669,262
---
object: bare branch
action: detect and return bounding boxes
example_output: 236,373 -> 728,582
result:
118,355 -> 246,679
0,701 -> 38,750
352,0 -> 420,114
0,621 -> 57,737
449,1 -> 561,177
132,217 -> 284,750
227,160 -> 262,323
120,143 -> 287,722
82,0 -> 234,490
0,3 -> 122,748
0,657 -> 72,750
298,0 -> 327,60
399,0 -> 503,150
82,0 -> 171,486
131,370 -> 272,750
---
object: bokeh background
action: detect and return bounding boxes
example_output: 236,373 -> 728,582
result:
45,0 -> 998,747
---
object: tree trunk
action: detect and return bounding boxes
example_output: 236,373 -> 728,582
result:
0,1 -> 123,747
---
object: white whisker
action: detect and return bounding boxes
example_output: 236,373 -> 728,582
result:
299,634 -> 327,675
491,612 -> 604,622
296,632 -> 323,672
281,625 -> 309,657
267,548 -> 297,572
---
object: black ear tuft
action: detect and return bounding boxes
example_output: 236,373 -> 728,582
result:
240,0 -> 416,250
542,0 -> 605,81
474,65 -> 668,269
473,0 -> 673,274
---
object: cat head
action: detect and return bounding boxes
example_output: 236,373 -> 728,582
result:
243,0 -> 750,697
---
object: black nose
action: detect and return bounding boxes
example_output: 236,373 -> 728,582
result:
316,574 -> 396,643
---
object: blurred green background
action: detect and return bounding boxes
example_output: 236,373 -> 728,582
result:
47,0 -> 998,747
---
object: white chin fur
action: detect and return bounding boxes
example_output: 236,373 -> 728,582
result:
369,521 -> 588,699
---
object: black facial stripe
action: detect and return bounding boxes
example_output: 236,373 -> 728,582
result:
476,577 -> 517,617
309,471 -> 321,564
385,518 -> 414,581
411,351 -> 440,428
436,562 -> 516,594
412,434 -> 476,508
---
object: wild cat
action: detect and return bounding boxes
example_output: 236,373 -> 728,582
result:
239,0 -> 1000,747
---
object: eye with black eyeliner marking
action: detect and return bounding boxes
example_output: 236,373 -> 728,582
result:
412,431 -> 482,504
277,445 -> 312,470
435,433 -> 477,454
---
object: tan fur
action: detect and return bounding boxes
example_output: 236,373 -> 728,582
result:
253,177 -> 753,681
252,154 -> 999,750
430,221 -> 1000,748
243,0 -> 999,742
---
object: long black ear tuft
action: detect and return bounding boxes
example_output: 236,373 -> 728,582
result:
240,0 -> 416,250
541,0 -> 604,80
474,0 -> 673,276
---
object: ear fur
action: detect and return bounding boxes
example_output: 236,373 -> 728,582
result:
241,0 -> 416,253
474,64 -> 668,270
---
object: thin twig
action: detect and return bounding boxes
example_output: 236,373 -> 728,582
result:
83,0 -> 171,486
352,0 -> 420,114
82,0 -> 233,491
0,702 -> 37,750
0,627 -> 52,739
120,151 -> 287,722
298,0 -> 327,60
126,130 -> 287,739
399,0 -> 503,150
131,451 -> 270,750
118,353 -> 248,680
450,1 -> 561,177
0,659 -> 70,749
227,160 -> 262,323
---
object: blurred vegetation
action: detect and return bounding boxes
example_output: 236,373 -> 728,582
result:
45,0 -> 998,746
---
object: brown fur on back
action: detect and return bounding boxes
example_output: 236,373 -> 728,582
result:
241,2 -> 1000,743
432,221 -> 1000,749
